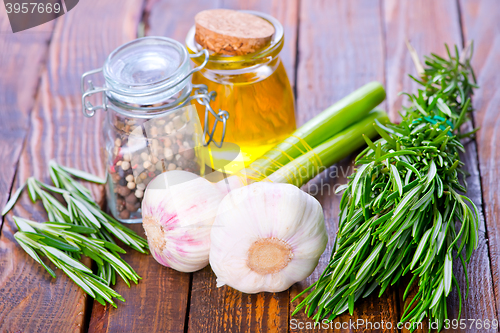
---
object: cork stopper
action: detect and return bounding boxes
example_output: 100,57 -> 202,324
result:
194,9 -> 275,56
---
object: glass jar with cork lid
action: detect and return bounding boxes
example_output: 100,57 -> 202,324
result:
80,36 -> 228,223
186,9 -> 296,165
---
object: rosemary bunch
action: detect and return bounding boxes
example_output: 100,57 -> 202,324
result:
48,162 -> 148,251
13,216 -> 127,307
294,44 -> 479,331
49,162 -> 148,284
3,162 -> 149,304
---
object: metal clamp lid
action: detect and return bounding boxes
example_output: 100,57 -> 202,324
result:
81,68 -> 109,118
80,40 -> 228,147
190,84 -> 229,148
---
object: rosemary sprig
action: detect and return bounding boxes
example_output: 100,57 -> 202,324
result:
49,161 -> 148,254
2,162 -> 149,304
13,216 -> 127,307
294,43 -> 479,331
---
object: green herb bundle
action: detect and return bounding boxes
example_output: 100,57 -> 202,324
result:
294,44 -> 479,331
13,217 -> 129,307
49,161 -> 148,284
3,161 -> 149,306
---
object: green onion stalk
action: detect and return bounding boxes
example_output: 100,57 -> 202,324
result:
248,82 -> 386,180
268,109 -> 389,188
293,44 -> 479,331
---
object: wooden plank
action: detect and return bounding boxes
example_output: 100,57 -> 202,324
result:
158,1 -> 299,332
294,0 -> 387,126
88,225 -> 190,333
459,0 -> 500,323
289,1 -> 401,332
147,0 -> 298,84
383,0 -> 462,121
0,1 -> 145,332
152,0 -> 300,332
0,7 -> 57,332
0,9 -> 53,232
89,1 -> 212,332
383,0 -> 498,331
146,0 -> 217,41
190,267 -> 290,333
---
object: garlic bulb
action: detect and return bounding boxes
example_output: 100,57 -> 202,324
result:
142,170 -> 226,272
209,182 -> 328,293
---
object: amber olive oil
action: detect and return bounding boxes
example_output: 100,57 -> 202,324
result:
192,60 -> 296,164
187,10 -> 297,166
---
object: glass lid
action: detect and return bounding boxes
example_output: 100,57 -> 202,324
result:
103,37 -> 191,106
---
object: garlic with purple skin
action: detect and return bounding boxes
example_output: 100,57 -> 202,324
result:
142,170 -> 232,272
209,182 -> 328,293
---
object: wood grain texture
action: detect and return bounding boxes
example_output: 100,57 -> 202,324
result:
0,8 -> 53,233
88,1 -> 213,332
146,0 -> 298,84
88,225 -> 190,333
294,0 -> 386,126
141,1 -> 300,332
170,1 -> 299,331
146,0 -> 218,41
169,1 -> 299,332
290,1 -> 400,332
188,267 -> 289,333
1,1 -> 498,332
0,0 -> 144,332
383,0 -> 463,121
383,0 -> 497,331
460,0 -> 500,323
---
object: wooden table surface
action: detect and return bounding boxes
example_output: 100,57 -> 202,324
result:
0,0 -> 499,332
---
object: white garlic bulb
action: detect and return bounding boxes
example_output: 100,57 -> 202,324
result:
209,182 -> 328,293
142,170 -> 226,272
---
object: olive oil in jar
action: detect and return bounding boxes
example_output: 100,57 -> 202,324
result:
187,9 -> 296,165
192,61 -> 295,163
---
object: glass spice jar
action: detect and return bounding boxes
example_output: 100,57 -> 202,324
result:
81,37 -> 228,223
186,10 -> 296,166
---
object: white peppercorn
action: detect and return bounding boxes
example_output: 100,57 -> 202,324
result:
164,137 -> 172,147
164,147 -> 173,160
165,123 -> 173,134
172,116 -> 184,130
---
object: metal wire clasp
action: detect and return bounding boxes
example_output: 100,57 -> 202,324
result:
191,84 -> 229,148
80,68 -> 109,117
189,50 -> 229,148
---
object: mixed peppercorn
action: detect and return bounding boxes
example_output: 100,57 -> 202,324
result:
107,110 -> 201,220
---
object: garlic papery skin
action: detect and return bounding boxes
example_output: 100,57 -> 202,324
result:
209,182 -> 328,293
142,170 -> 226,272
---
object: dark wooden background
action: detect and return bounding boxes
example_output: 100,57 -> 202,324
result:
0,0 -> 499,332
